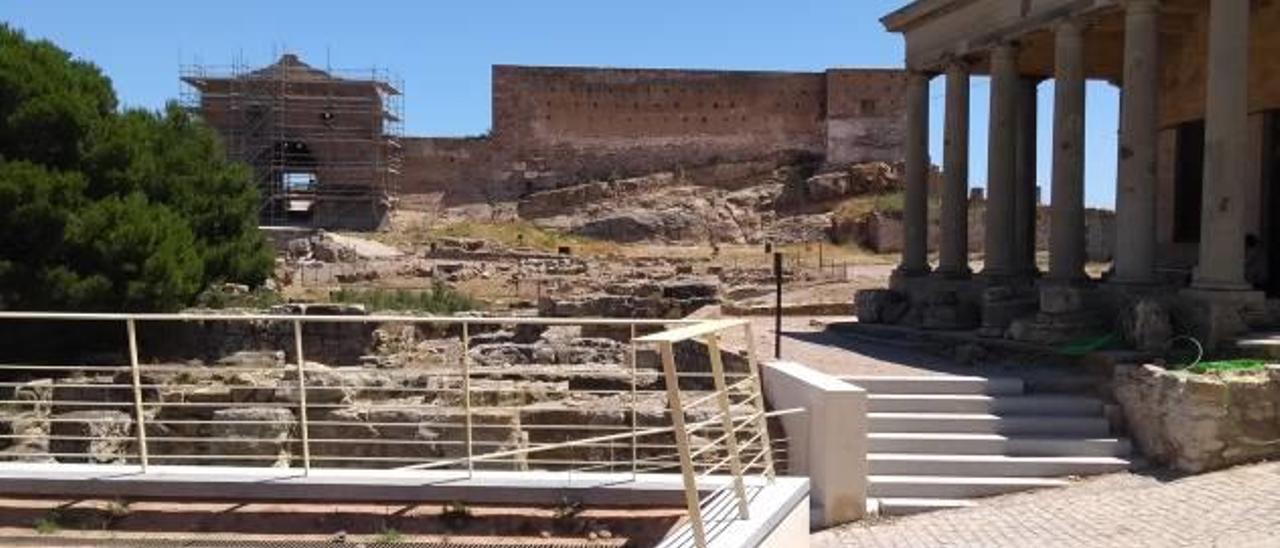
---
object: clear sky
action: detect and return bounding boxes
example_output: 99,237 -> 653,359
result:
5,0 -> 1119,208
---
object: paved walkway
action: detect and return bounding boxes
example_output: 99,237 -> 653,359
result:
712,315 -> 973,377
813,462 -> 1280,547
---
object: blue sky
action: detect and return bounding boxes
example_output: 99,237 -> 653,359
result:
5,0 -> 1118,208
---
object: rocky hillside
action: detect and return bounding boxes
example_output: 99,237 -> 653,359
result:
516,161 -> 905,245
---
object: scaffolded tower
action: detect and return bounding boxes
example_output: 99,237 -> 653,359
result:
181,54 -> 403,230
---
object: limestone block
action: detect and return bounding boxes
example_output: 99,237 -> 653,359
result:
854,289 -> 902,324
50,410 -> 133,464
208,407 -> 295,467
1121,299 -> 1174,352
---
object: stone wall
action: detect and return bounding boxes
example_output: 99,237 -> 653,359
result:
399,65 -> 907,204
1114,364 -> 1280,473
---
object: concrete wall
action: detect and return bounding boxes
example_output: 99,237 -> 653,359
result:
762,361 -> 866,528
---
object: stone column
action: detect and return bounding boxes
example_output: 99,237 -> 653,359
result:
982,42 -> 1020,278
937,61 -> 972,278
1013,77 -> 1040,275
1112,0 -> 1160,284
1049,18 -> 1088,282
1191,0 -> 1251,290
897,71 -> 932,277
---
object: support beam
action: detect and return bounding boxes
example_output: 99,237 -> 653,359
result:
982,42 -> 1020,279
897,71 -> 933,277
1112,0 -> 1160,285
937,61 -> 972,278
1049,18 -> 1088,282
1013,77 -> 1040,276
1191,0 -> 1251,291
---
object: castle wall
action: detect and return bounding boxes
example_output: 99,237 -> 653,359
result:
402,65 -> 907,205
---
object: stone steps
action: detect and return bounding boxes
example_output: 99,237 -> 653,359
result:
873,497 -> 978,516
868,412 -> 1112,436
842,375 -> 1023,395
868,394 -> 1103,415
859,375 -> 1132,517
869,453 -> 1130,477
869,432 -> 1131,457
868,474 -> 1071,499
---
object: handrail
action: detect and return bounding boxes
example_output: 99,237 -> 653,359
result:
0,311 -> 699,326
0,310 -> 777,548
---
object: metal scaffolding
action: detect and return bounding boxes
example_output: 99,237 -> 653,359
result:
180,53 -> 403,229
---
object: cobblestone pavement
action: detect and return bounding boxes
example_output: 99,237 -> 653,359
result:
813,462 -> 1280,547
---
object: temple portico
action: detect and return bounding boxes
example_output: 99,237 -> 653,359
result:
871,0 -> 1276,350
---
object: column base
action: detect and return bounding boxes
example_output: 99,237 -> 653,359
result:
1180,286 -> 1266,307
932,266 -> 972,280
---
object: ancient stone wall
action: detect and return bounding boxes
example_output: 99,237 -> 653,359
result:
399,65 -> 907,204
1115,364 -> 1280,473
400,137 -> 503,206
824,69 -> 909,165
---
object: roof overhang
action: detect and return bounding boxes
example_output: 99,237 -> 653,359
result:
881,0 -> 974,33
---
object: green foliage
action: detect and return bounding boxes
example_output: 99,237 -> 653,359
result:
194,285 -> 284,310
32,514 -> 61,535
330,283 -> 478,314
1188,359 -> 1267,375
0,24 -> 272,311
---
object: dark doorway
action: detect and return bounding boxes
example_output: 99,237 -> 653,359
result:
1173,119 -> 1205,244
1264,112 -> 1280,297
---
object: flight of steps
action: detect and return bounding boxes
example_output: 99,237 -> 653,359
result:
845,375 -> 1133,517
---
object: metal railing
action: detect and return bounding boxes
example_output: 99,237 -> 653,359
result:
0,311 -> 784,547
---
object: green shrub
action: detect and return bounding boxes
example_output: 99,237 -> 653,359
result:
330,283 -> 478,314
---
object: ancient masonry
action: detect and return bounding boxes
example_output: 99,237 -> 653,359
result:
184,58 -> 907,228
401,65 -> 908,206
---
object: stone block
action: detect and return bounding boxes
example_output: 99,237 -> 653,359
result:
50,410 -> 134,464
854,289 -> 902,324
208,407 -> 295,467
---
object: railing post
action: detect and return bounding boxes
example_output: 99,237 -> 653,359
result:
629,323 -> 638,479
741,322 -> 776,479
125,319 -> 149,472
658,341 -> 707,548
293,320 -> 312,475
462,321 -> 473,477
705,333 -> 750,519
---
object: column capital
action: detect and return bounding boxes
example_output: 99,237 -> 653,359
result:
941,54 -> 974,72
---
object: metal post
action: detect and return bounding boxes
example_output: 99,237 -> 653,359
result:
659,341 -> 708,548
125,319 -> 149,472
773,252 -> 783,360
462,322 -> 474,477
741,322 -> 776,479
293,320 -> 311,475
706,334 -> 750,519
629,323 -> 638,480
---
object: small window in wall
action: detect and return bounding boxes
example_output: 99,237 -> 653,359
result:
1173,120 -> 1206,243
283,172 -> 317,191
861,99 -> 877,115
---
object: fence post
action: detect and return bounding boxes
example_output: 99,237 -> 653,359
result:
658,340 -> 707,548
705,333 -> 750,519
125,319 -> 149,472
462,322 -> 473,477
293,320 -> 312,475
629,323 -> 638,479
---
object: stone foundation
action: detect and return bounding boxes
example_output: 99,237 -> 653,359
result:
1114,363 -> 1280,473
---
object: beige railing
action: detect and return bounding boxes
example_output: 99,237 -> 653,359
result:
0,311 -> 785,547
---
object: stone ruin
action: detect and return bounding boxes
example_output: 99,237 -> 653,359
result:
0,313 -> 750,471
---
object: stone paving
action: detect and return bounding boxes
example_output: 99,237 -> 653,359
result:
813,462 -> 1280,547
